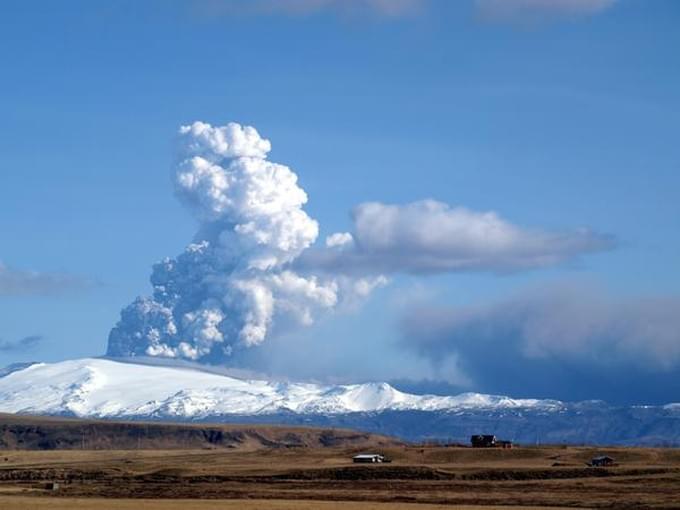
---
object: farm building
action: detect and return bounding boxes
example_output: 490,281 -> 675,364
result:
353,454 -> 385,463
471,435 -> 497,448
591,455 -> 614,467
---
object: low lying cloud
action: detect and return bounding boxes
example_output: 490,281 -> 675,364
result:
476,0 -> 617,23
192,0 -> 424,18
401,283 -> 680,404
0,262 -> 94,297
0,335 -> 43,352
303,200 -> 613,275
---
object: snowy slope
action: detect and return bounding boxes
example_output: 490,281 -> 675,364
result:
0,358 -> 563,419
3,358 -> 680,445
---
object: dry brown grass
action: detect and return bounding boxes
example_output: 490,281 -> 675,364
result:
2,415 -> 680,508
1,445 -> 679,508
0,496 -> 581,510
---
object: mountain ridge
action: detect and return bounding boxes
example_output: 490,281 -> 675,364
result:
1,358 -> 679,445
0,358 -> 567,417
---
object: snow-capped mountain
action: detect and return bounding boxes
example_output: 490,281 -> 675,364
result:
0,358 -> 560,418
1,358 -> 679,445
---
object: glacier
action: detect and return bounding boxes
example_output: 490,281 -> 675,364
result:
0,358 -> 560,417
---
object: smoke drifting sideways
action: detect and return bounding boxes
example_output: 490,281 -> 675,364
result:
107,121 -> 384,363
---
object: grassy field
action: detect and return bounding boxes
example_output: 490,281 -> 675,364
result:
1,444 -> 680,508
1,414 -> 679,508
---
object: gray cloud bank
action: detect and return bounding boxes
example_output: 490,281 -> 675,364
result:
0,335 -> 43,352
303,200 -> 614,275
0,262 -> 93,297
401,283 -> 680,404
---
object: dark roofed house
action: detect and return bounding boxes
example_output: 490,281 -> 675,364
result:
591,455 -> 614,467
471,435 -> 497,448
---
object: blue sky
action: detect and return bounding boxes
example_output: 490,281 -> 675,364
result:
1,0 -> 679,404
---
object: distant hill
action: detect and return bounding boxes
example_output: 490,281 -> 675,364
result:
0,413 -> 399,450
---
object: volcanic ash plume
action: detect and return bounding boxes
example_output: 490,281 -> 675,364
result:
107,121 -> 379,362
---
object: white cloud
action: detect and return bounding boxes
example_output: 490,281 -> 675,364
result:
179,121 -> 271,160
108,121 -> 377,362
325,232 -> 354,248
108,122 -> 613,365
304,199 -> 613,274
476,0 -> 617,22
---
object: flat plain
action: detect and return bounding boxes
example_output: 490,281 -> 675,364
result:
2,445 -> 680,509
1,415 -> 679,509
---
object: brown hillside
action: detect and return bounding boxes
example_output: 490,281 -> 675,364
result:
0,413 -> 400,451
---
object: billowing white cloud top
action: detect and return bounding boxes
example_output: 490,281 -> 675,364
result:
175,121 -> 318,269
108,121 -> 379,362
